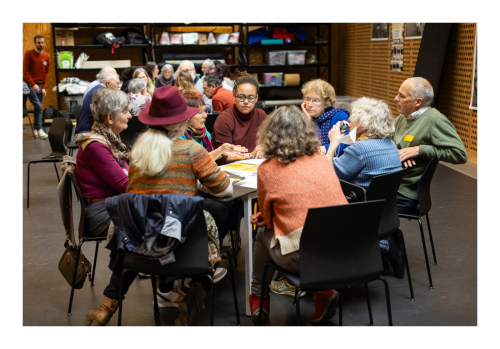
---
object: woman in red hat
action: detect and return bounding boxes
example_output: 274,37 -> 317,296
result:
85,86 -> 233,327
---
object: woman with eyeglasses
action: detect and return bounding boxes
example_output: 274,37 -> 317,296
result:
212,72 -> 267,164
301,79 -> 350,157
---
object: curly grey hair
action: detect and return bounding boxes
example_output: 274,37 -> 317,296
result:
161,64 -> 174,73
350,97 -> 395,139
406,77 -> 434,107
128,78 -> 147,94
90,88 -> 129,124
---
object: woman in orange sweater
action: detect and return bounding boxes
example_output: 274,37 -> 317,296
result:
249,105 -> 348,325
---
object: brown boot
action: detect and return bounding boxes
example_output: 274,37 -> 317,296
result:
84,296 -> 119,326
175,281 -> 206,326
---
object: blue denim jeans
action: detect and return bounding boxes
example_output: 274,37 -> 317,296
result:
396,193 -> 419,215
27,83 -> 43,130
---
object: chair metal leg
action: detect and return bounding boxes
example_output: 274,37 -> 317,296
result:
67,240 -> 83,316
53,163 -> 60,182
398,231 -> 414,301
151,276 -> 160,318
90,241 -> 99,286
377,277 -> 393,326
425,214 -> 438,265
118,269 -> 131,326
365,283 -> 373,326
27,114 -> 36,139
208,274 -> 214,326
233,199 -> 243,267
27,162 -> 32,209
259,263 -> 271,325
339,289 -> 343,326
228,257 -> 240,325
418,218 -> 433,289
294,287 -> 301,326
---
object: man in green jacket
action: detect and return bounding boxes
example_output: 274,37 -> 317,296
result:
381,77 -> 468,278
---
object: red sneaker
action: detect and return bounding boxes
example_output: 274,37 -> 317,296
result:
311,290 -> 340,324
249,295 -> 271,326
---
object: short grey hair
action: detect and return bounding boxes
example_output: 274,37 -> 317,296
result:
204,75 -> 222,87
203,59 -> 215,69
97,66 -> 117,80
90,88 -> 129,124
406,77 -> 434,107
350,97 -> 395,139
128,78 -> 146,94
100,73 -> 120,84
175,60 -> 195,78
161,64 -> 174,73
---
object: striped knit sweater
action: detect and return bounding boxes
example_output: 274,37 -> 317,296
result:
257,152 -> 348,255
333,138 -> 402,189
127,138 -> 229,195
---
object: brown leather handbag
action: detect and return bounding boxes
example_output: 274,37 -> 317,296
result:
57,157 -> 92,289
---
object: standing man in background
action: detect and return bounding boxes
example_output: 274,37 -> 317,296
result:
23,34 -> 50,139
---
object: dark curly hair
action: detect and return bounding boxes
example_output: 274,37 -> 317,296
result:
233,71 -> 259,95
257,105 -> 321,164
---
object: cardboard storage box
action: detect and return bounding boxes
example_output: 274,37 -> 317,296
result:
55,30 -> 75,46
81,60 -> 131,69
284,74 -> 300,86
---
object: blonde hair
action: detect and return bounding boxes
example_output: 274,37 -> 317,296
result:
257,105 -> 321,164
130,120 -> 190,176
133,68 -> 155,97
350,97 -> 395,139
301,79 -> 337,107
175,71 -> 198,94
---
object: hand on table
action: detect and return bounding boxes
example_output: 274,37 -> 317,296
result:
252,145 -> 264,159
250,212 -> 266,228
221,144 -> 248,160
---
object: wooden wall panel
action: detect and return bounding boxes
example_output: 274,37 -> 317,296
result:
335,23 -> 477,164
23,23 -> 57,111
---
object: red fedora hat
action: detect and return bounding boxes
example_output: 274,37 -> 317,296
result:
138,86 -> 199,126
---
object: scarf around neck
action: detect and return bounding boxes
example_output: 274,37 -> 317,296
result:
313,106 -> 351,145
186,125 -> 213,152
74,121 -> 130,166
158,74 -> 174,86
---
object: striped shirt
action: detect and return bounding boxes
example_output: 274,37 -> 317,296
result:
127,138 -> 229,195
333,138 -> 402,189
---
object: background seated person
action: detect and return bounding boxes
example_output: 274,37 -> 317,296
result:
203,75 -> 235,113
127,78 -> 151,117
206,65 -> 233,91
120,66 -> 138,94
156,63 -> 174,88
201,58 -> 215,77
75,88 -> 131,238
326,97 -> 401,189
132,68 -> 154,97
212,72 -> 267,164
175,71 -> 201,97
85,86 -> 232,327
144,61 -> 159,88
301,79 -> 350,157
249,105 -> 348,326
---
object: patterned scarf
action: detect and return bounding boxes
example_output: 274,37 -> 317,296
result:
74,121 -> 130,166
157,74 -> 174,86
312,107 -> 351,145
187,125 -> 213,152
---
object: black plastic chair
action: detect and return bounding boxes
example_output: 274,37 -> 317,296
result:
65,171 -> 107,316
117,208 -> 214,326
399,158 -> 440,291
205,112 -> 220,135
339,180 -> 366,203
59,110 -> 79,157
71,104 -> 82,124
259,200 -> 393,326
119,117 -> 148,149
23,94 -> 36,139
365,169 -> 415,300
27,117 -> 68,209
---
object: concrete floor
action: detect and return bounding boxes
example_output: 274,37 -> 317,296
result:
22,119 -> 477,326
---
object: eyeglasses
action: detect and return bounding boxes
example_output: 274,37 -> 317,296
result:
304,97 -> 324,105
197,107 -> 211,114
236,94 -> 257,103
182,68 -> 195,73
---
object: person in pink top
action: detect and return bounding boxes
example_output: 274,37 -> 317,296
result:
75,88 -> 131,237
249,105 -> 348,326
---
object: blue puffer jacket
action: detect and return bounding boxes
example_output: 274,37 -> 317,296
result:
105,193 -> 204,265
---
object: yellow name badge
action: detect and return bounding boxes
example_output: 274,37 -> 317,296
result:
404,135 -> 414,142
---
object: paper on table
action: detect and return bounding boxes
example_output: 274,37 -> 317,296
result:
220,163 -> 260,172
236,176 -> 258,189
237,159 -> 266,166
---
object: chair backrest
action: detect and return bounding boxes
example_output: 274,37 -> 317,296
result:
23,94 -> 28,117
300,200 -> 385,290
121,208 -> 209,277
43,105 -> 58,122
205,112 -> 219,135
417,158 -> 439,215
71,104 -> 82,123
339,180 -> 366,203
48,117 -> 69,158
119,117 -> 148,149
59,110 -> 74,145
366,168 -> 406,238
